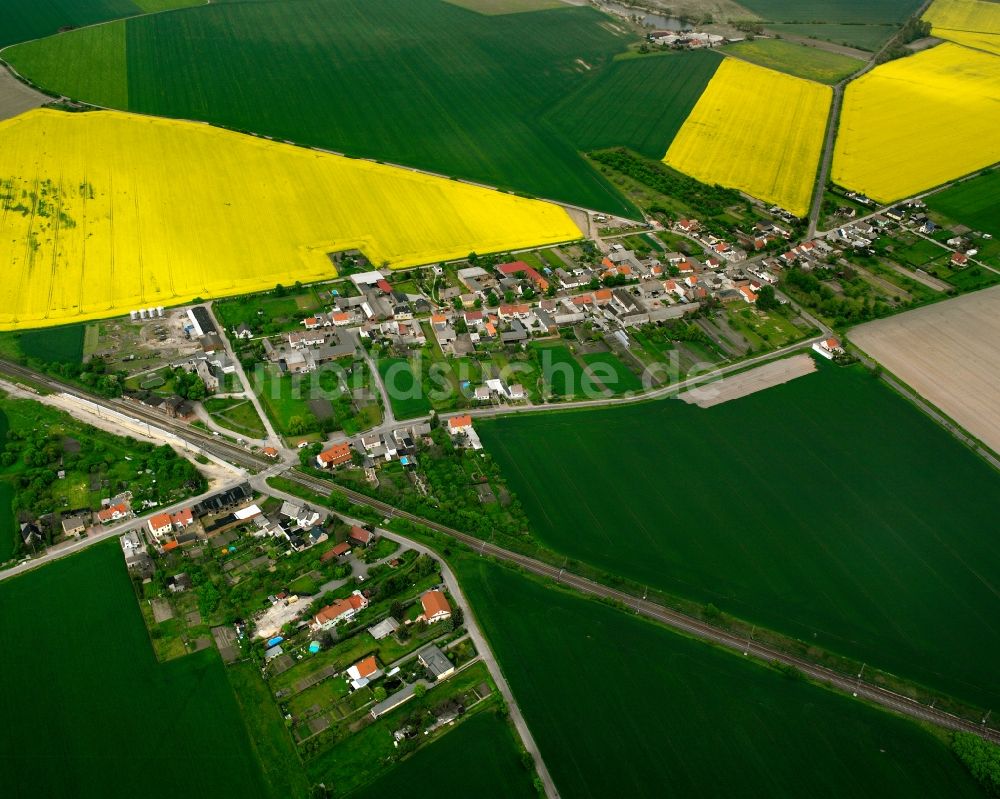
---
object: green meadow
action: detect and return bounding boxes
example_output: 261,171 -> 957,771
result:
347,710 -> 536,798
0,541 -> 269,798
378,357 -> 433,419
476,361 -> 1000,709
454,557 -> 984,799
723,39 -> 863,83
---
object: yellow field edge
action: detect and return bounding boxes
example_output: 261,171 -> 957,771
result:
663,59 -> 830,218
0,109 -> 582,331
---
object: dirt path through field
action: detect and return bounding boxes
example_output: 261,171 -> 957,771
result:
0,67 -> 47,121
679,352 -> 816,407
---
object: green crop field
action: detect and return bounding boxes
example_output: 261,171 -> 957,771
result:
378,357 -> 432,419
348,711 -> 535,798
548,50 -> 721,158
723,40 -> 863,83
0,0 -> 136,49
0,0 -> 198,49
4,21 -> 128,108
444,0 -> 566,13
0,541 -> 269,797
927,170 -> 1000,239
455,558 -> 983,799
6,0 -> 644,216
737,0 -> 922,24
765,22 -> 898,51
15,322 -> 85,363
476,362 -> 1000,709
0,407 -> 12,562
580,351 -> 643,393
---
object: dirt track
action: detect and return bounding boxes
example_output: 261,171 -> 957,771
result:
679,352 -> 816,407
849,286 -> 1000,455
0,67 -> 47,121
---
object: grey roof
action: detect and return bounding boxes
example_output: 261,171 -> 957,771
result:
370,683 -> 417,718
417,645 -> 453,679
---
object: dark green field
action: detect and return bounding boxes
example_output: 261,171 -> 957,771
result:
348,711 -> 535,799
0,0 -> 137,48
548,51 -> 721,158
16,323 -> 85,363
455,558 -> 984,799
927,170 -> 1000,239
477,362 -> 1000,709
0,408 -> 12,562
737,0 -> 923,50
0,541 -> 269,798
738,0 -> 922,24
6,0 -> 646,216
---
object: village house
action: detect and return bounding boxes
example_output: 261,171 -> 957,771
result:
420,589 -> 452,624
418,644 -> 455,681
349,526 -> 375,548
813,337 -> 845,360
346,655 -> 383,690
316,442 -> 353,469
61,515 -> 88,537
147,512 -> 174,540
496,260 -> 549,293
311,591 -> 368,630
96,502 -> 131,524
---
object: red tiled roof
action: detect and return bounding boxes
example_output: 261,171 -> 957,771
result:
352,655 -> 379,678
421,590 -> 452,618
318,442 -> 352,465
349,526 -> 372,544
149,512 -> 172,530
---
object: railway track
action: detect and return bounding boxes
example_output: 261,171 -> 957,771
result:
0,359 -> 269,470
3,357 -> 997,743
283,468 -> 1000,745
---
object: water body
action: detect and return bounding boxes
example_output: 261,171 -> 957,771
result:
598,1 -> 684,29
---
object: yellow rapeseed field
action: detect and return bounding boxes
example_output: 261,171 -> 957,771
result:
0,109 -> 581,330
662,58 -> 831,218
832,43 -> 1000,203
923,0 -> 1000,56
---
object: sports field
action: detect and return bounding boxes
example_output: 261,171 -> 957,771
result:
348,711 -> 535,798
0,109 -> 579,330
723,40 -> 863,83
0,541 -> 269,797
4,0 -> 639,216
548,51 -> 722,158
926,169 -> 1000,237
664,58 -> 830,217
833,43 -> 1000,203
924,0 -> 1000,55
476,362 -> 1000,708
456,558 -> 984,799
